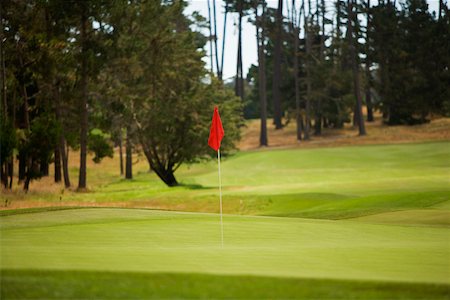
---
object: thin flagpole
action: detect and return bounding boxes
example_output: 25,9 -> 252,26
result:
218,149 -> 224,248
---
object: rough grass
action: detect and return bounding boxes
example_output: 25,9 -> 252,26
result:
2,269 -> 449,300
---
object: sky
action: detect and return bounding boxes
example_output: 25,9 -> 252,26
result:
185,0 -> 442,80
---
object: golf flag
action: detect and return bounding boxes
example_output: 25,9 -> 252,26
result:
208,106 -> 224,151
208,106 -> 224,247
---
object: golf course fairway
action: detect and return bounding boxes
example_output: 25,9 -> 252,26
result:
1,208 -> 449,299
1,142 -> 449,298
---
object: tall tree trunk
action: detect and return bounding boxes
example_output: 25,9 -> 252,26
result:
220,6 -> 228,80
61,139 -> 70,188
212,0 -> 220,77
293,0 -> 304,141
365,0 -> 374,122
24,158 -> 38,192
54,81 -> 70,188
18,54 -> 31,185
54,143 -> 62,183
304,14 -> 311,140
272,0 -> 283,129
18,151 -> 26,182
119,133 -> 124,175
235,1 -> 244,100
8,160 -> 13,189
0,0 -> 6,121
0,7 -> 8,189
207,0 -> 214,73
125,127 -> 132,179
40,161 -> 49,177
78,7 -> 88,190
314,0 -> 326,136
348,0 -> 366,136
256,2 -> 268,146
294,26 -> 303,141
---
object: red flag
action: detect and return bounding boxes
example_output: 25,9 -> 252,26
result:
208,106 -> 224,151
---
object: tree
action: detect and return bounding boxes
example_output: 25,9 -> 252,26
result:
272,0 -> 284,129
255,0 -> 268,146
289,0 -> 304,140
364,0 -> 374,122
104,1 -> 242,186
347,0 -> 366,135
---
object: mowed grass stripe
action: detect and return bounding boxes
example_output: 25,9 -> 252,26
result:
1,208 -> 449,284
2,269 -> 449,300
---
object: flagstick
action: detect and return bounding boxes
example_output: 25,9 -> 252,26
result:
218,149 -> 224,248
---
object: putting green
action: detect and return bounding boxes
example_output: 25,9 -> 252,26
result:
1,208 -> 449,285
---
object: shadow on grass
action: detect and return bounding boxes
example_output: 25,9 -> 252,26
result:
177,183 -> 213,190
2,269 -> 449,299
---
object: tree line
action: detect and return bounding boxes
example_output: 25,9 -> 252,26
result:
1,0 -> 448,192
208,0 -> 449,146
0,0 -> 243,191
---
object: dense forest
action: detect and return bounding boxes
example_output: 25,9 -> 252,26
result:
0,0 -> 448,191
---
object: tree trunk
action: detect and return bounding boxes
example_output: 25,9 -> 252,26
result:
348,0 -> 366,136
304,14 -> 311,140
78,6 -> 88,190
119,133 -> 124,175
207,0 -> 214,73
212,0 -> 220,77
18,65 -> 30,183
365,0 -> 374,122
154,169 -> 178,187
220,7 -> 228,80
272,0 -> 283,129
54,145 -> 62,182
24,159 -> 38,192
142,146 -> 178,187
40,161 -> 49,177
61,139 -> 71,188
7,160 -> 12,188
125,127 -> 132,179
0,0 -> 6,121
54,80 -> 70,188
235,1 -> 244,100
294,25 -> 303,141
18,151 -> 26,182
256,2 -> 268,146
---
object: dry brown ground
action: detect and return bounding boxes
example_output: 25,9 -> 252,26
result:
238,115 -> 450,150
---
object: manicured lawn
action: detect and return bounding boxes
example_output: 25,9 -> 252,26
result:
1,141 -> 449,298
1,208 -> 449,298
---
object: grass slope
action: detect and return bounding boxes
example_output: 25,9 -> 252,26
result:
3,142 -> 449,222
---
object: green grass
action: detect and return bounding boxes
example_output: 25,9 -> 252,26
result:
2,269 -> 449,299
6,142 -> 448,221
1,208 -> 449,299
1,141 -> 449,298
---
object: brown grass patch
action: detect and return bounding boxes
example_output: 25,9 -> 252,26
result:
238,115 -> 450,151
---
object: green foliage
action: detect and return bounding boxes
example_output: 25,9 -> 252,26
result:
88,129 -> 113,164
103,1 -> 243,186
24,115 -> 60,179
371,0 -> 450,124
